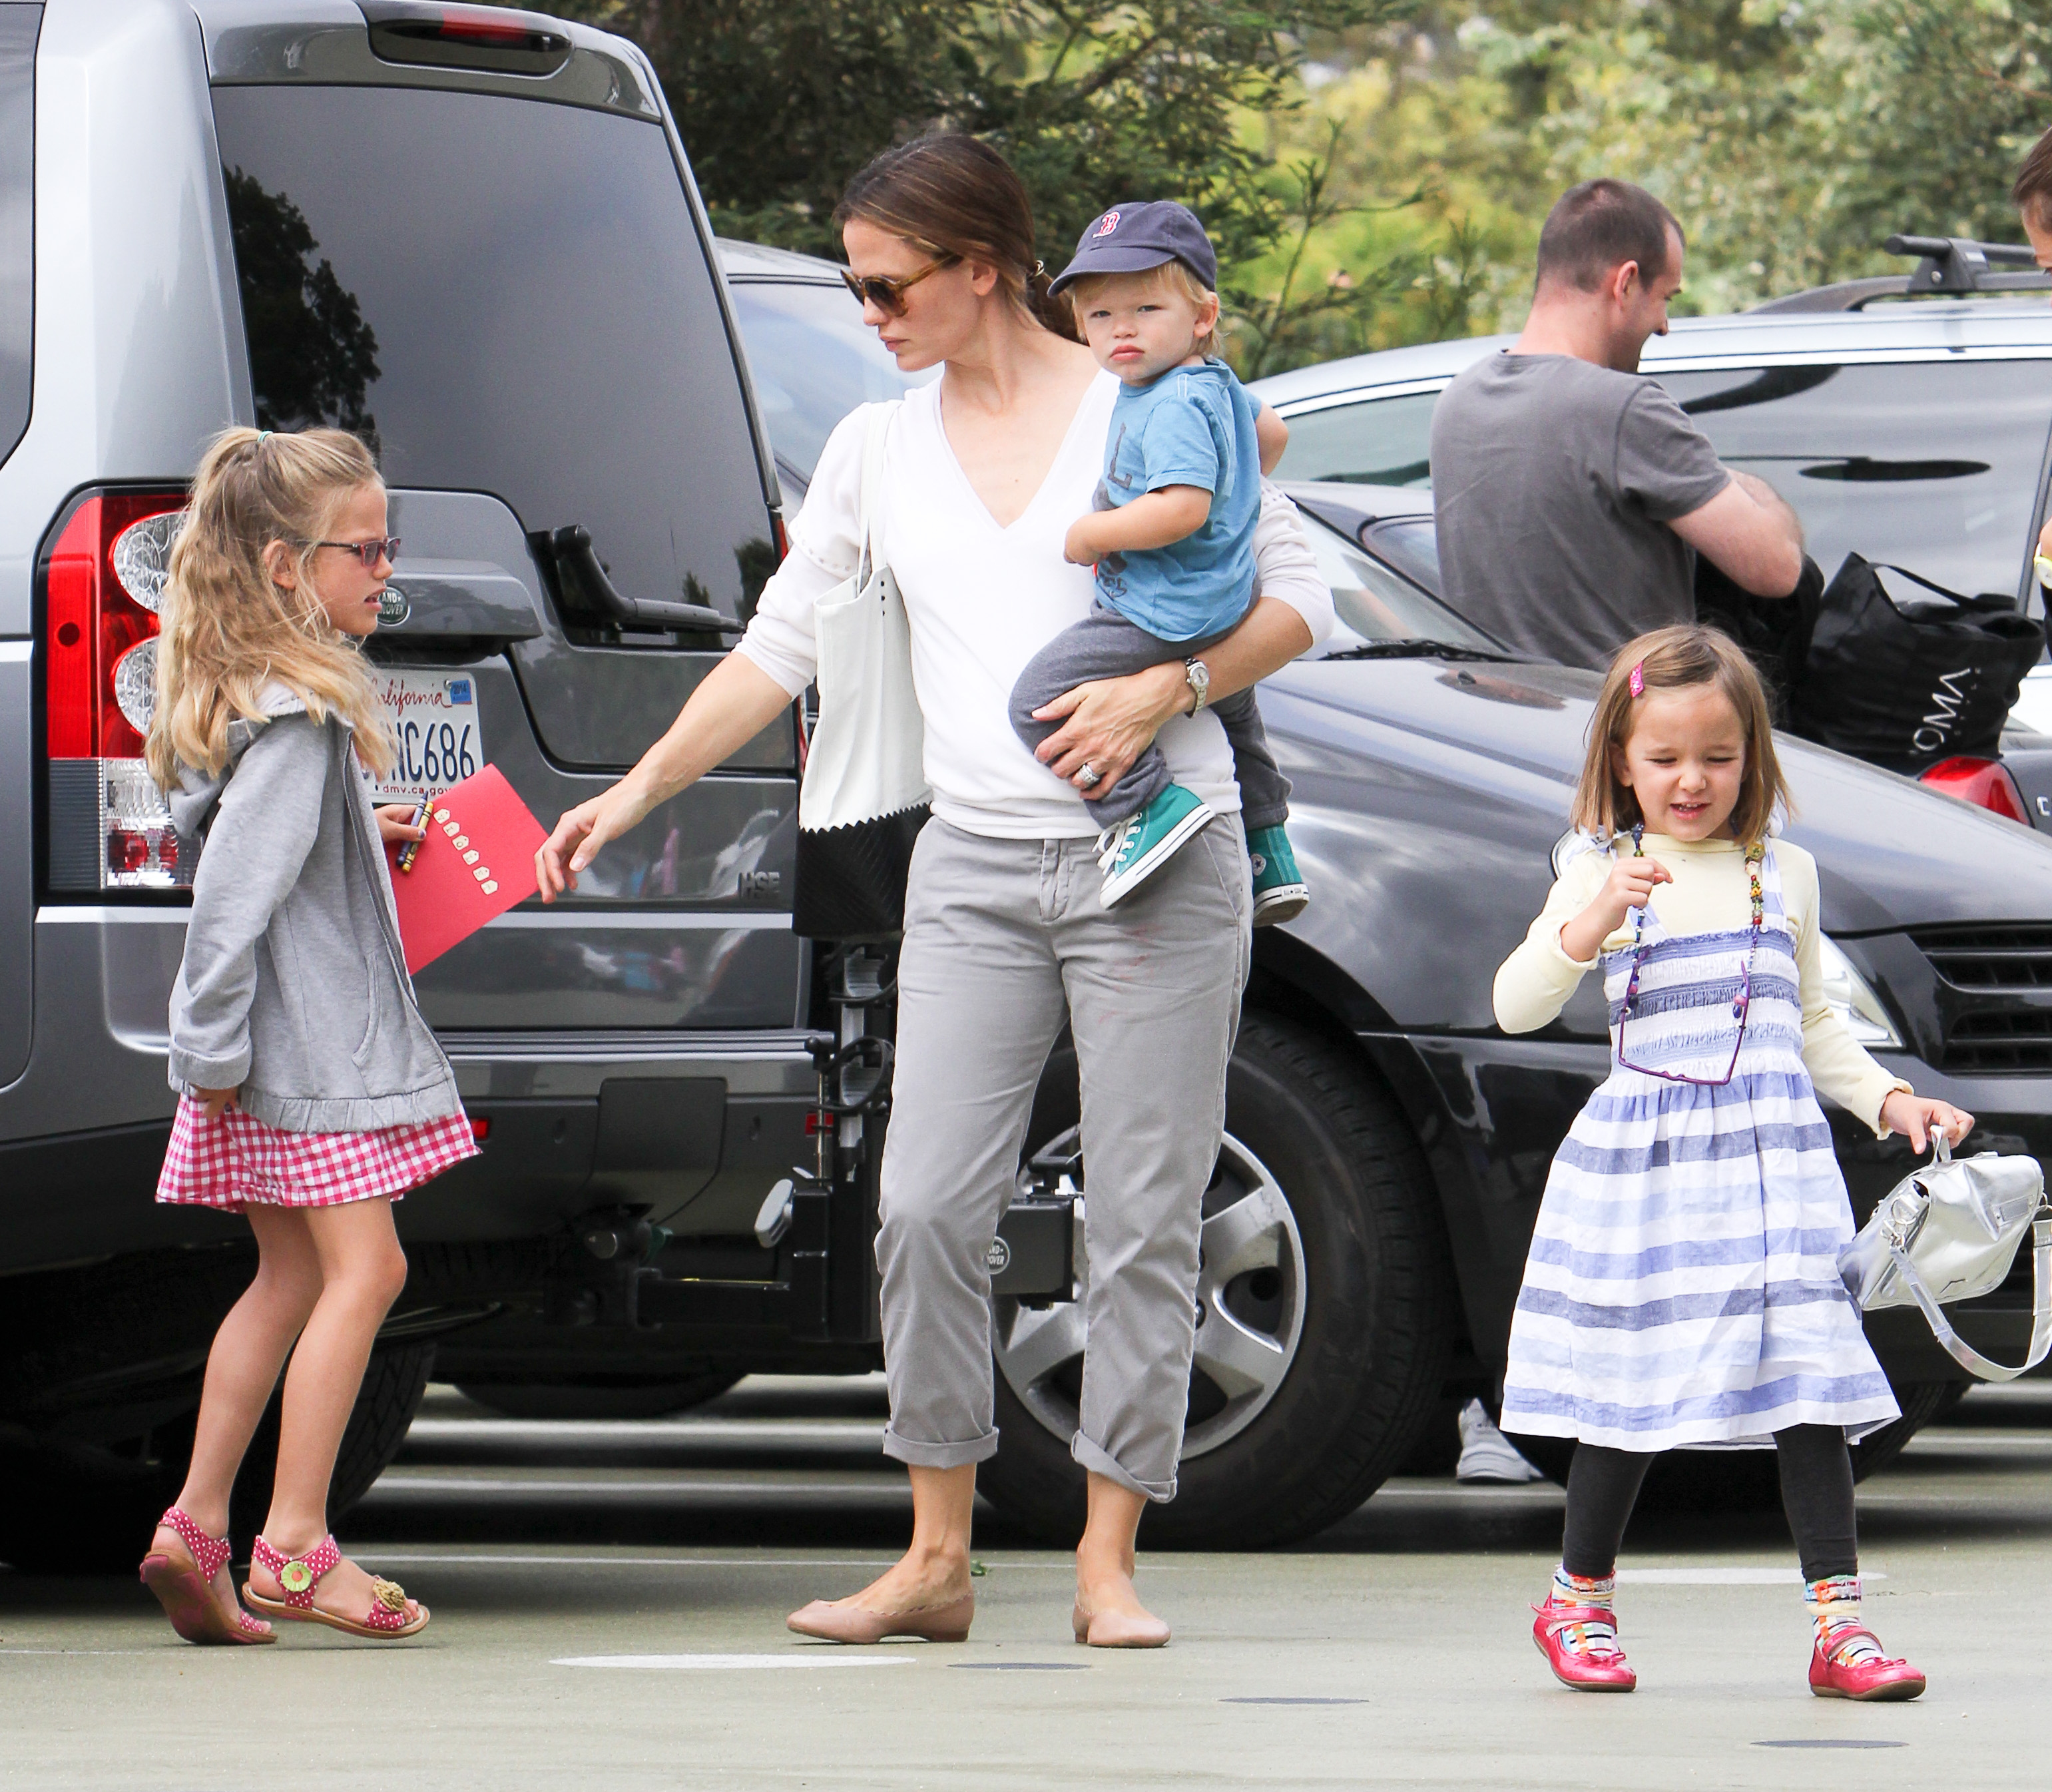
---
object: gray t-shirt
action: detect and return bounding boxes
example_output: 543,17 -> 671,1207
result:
1429,352 -> 1731,670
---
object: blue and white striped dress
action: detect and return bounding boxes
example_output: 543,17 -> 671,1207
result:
1499,842 -> 1900,1451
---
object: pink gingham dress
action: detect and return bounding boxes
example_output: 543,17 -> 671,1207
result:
156,1099 -> 478,1213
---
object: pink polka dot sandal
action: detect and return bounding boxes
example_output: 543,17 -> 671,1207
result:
243,1534 -> 429,1640
138,1506 -> 275,1645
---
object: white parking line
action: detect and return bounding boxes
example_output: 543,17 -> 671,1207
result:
1617,1568 -> 1886,1585
554,1653 -> 914,1670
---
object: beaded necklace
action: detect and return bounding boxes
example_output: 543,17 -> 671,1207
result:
1617,822 -> 1766,1083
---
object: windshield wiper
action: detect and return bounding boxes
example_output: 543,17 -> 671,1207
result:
1319,641 -> 1517,663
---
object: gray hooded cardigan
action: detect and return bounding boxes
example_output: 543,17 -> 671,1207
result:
166,691 -> 463,1132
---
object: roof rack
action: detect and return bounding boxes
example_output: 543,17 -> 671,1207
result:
1750,234 -> 2051,314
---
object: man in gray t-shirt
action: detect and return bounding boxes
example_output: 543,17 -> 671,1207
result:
1431,180 -> 1804,671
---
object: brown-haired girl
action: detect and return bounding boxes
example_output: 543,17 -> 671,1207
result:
1492,625 -> 1969,1701
136,426 -> 473,1645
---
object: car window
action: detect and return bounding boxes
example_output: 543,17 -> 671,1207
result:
728,280 -> 935,483
1272,389 -> 1437,486
1656,362 -> 2052,601
212,85 -> 768,617
1365,517 -> 1441,593
0,4 -> 37,470
1296,513 -> 1497,651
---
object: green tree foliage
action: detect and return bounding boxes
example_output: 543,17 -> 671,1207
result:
545,2 -> 1415,371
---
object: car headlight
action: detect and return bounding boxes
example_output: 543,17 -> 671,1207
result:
1818,936 -> 1902,1049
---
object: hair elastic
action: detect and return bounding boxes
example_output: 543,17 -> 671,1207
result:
1627,660 -> 1645,697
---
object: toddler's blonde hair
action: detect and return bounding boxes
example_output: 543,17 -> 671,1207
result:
1065,259 -> 1221,355
1572,625 -> 1791,845
147,426 -> 395,789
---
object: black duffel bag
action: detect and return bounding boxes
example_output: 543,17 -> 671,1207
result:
1786,553 -> 2045,772
1695,551 -> 1824,721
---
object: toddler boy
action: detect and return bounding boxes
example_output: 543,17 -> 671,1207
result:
1008,200 -> 1307,918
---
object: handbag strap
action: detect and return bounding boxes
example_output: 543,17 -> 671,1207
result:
854,401 -> 901,586
1885,1205 -> 2052,1382
1870,563 -> 2017,616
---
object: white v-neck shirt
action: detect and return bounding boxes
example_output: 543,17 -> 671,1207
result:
738,372 -> 1335,841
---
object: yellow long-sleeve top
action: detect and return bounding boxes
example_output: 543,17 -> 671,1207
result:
1491,832 -> 1909,1136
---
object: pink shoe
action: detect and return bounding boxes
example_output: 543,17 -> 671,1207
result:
244,1534 -> 429,1640
1532,1600 -> 1637,1692
138,1507 -> 274,1645
1809,1629 -> 1925,1701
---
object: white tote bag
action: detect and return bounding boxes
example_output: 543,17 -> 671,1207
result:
793,401 -> 931,939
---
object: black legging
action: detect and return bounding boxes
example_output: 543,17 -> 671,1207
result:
1561,1424 -> 1858,1582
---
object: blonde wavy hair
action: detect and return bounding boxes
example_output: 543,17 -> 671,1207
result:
147,426 -> 395,788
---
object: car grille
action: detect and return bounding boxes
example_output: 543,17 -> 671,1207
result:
1911,927 -> 2052,1073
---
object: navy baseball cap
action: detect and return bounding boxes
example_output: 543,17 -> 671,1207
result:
1049,201 -> 1218,295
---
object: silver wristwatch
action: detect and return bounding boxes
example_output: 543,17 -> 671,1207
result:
1183,656 -> 1212,717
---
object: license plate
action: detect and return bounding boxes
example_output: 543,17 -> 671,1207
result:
368,669 -> 484,802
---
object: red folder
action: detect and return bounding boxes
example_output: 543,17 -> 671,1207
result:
384,764 -> 547,973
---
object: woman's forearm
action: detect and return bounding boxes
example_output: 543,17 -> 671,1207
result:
1194,595 -> 1314,706
621,652 -> 794,815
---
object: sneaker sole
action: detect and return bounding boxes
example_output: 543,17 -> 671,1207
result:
1251,884 -> 1310,926
1101,804 -> 1214,907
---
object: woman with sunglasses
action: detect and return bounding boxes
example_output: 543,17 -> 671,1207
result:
1491,625 -> 1969,1702
534,134 -> 1333,1648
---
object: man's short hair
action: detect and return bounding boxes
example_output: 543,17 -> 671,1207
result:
1534,179 -> 1683,294
2015,127 -> 2052,229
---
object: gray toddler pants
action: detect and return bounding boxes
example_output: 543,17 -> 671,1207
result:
875,816 -> 1250,1501
1008,599 -> 1292,832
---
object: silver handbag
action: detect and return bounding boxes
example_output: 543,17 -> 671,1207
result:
1838,1136 -> 2051,1381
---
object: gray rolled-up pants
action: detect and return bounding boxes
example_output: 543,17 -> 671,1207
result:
876,815 -> 1250,1501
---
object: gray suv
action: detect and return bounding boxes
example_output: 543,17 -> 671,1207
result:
1,0 -> 824,1566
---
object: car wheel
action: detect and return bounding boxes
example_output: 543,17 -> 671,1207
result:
0,1342 -> 436,1575
1499,1376 -> 1953,1511
453,1371 -> 743,1420
979,1014 -> 1457,1549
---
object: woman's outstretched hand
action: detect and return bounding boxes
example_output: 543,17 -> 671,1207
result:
1032,661 -> 1187,791
537,784 -> 649,902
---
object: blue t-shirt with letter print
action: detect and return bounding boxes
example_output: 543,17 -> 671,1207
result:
1093,359 -> 1261,642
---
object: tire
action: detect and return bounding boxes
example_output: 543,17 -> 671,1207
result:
979,1014 -> 1457,1550
453,1371 -> 743,1420
1498,1377 -> 1953,1513
0,1341 -> 436,1575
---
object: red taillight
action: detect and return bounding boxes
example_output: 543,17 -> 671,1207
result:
40,487 -> 193,892
1920,755 -> 2031,824
469,1116 -> 491,1142
772,514 -> 790,564
43,492 -> 186,760
360,4 -> 573,73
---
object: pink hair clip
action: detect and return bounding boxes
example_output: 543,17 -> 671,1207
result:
1627,661 -> 1645,697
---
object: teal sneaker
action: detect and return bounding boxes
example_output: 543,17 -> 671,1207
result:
1097,784 -> 1214,908
1248,823 -> 1310,926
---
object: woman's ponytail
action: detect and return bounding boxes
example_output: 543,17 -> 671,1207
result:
1024,258 -> 1081,344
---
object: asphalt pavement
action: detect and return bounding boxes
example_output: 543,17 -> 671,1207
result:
3,1376 -> 2048,1791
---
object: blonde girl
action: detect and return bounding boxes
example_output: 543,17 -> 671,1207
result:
136,427 -> 473,1645
1493,625 -> 1969,1701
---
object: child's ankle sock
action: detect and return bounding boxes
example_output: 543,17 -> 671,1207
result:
1806,1574 -> 1881,1663
1549,1565 -> 1615,1611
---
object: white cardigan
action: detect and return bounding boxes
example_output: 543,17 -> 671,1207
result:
737,373 -> 1336,842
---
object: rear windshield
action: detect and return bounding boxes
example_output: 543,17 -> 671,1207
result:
212,85 -> 769,616
0,5 -> 38,469
726,278 -> 935,484
1658,360 -> 2052,602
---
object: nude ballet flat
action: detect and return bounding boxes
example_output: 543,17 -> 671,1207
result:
1072,1600 -> 1171,1649
786,1591 -> 973,1643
